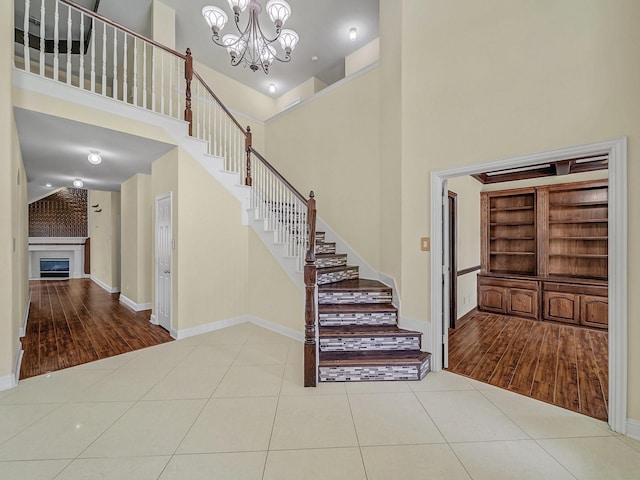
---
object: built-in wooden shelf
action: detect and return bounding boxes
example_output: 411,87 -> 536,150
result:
490,252 -> 536,256
480,180 -> 608,329
490,206 -> 534,212
548,218 -> 608,224
549,236 -> 608,240
490,221 -> 535,226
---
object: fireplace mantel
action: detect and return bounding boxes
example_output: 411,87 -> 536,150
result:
29,237 -> 88,280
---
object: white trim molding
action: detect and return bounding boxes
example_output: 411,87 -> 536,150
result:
247,315 -> 304,342
91,275 -> 120,294
19,299 -> 31,338
119,295 -> 152,312
627,419 -> 640,441
430,137 -> 627,434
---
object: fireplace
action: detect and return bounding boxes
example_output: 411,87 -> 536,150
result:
40,258 -> 70,278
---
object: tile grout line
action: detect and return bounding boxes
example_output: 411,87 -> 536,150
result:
344,382 -> 369,480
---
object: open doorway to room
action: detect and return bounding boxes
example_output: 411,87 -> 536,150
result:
430,138 -> 627,433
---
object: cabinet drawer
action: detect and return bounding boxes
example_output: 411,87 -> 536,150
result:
580,295 -> 608,329
479,285 -> 507,314
508,288 -> 538,319
543,292 -> 579,324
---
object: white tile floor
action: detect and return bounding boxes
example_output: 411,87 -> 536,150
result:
1,322 -> 639,479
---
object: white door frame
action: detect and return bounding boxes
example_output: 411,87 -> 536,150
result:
430,137 -> 627,434
154,192 -> 173,334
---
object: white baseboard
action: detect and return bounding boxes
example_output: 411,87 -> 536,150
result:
1,343 -> 23,391
247,315 -> 304,342
119,295 -> 152,312
150,314 -> 158,325
13,343 -> 23,384
19,299 -> 31,337
169,314 -> 304,343
91,275 -> 120,294
172,315 -> 249,340
627,418 -> 640,441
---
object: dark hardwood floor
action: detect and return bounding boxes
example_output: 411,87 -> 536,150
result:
447,309 -> 608,421
20,279 -> 173,379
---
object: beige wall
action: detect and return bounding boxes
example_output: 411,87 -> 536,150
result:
265,68 -> 381,271
1,0 -> 28,384
274,77 -> 327,112
394,0 -> 640,419
345,38 -> 380,77
248,229 -> 303,332
175,148 -> 249,330
121,174 -> 152,305
89,190 -> 121,290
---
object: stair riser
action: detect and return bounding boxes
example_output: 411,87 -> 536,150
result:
317,268 -> 359,285
319,312 -> 397,327
316,257 -> 347,268
319,336 -> 420,352
318,291 -> 392,304
316,243 -> 336,254
319,359 -> 430,382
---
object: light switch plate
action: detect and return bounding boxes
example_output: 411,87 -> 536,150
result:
421,237 -> 430,251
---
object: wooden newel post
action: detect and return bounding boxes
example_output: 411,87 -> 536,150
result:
184,48 -> 193,136
245,126 -> 252,186
304,191 -> 318,387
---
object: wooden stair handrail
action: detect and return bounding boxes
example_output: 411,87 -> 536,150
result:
249,147 -> 307,203
304,191 -> 318,387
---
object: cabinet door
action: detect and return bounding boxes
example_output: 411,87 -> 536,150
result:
508,288 -> 538,319
580,295 -> 608,329
479,286 -> 507,314
543,292 -> 579,324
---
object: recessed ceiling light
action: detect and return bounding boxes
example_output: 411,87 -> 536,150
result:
45,183 -> 52,188
268,83 -> 277,94
87,151 -> 102,165
349,27 -> 358,41
311,55 -> 319,62
72,178 -> 84,188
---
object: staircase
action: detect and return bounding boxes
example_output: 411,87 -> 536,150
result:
314,232 -> 431,382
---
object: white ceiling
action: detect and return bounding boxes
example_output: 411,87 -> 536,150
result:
99,0 -> 380,96
15,108 -> 175,202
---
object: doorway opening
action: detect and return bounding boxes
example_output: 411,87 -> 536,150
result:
430,137 -> 627,433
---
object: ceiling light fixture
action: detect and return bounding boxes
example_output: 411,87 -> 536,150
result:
45,183 -> 52,188
202,0 -> 299,74
72,178 -> 84,188
87,151 -> 102,165
349,27 -> 358,41
268,83 -> 276,94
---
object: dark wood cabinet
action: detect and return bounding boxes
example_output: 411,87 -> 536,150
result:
479,180 -> 608,329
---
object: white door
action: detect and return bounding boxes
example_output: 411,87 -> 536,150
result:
155,193 -> 172,332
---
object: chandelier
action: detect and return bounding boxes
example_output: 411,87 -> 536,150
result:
202,0 -> 300,74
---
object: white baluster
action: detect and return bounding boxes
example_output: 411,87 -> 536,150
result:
151,48 -> 156,111
123,34 -> 128,102
53,0 -> 59,80
79,13 -> 84,87
142,43 -> 147,109
102,21 -> 106,95
168,55 -> 172,117
66,5 -> 71,82
90,19 -> 96,92
133,38 -> 138,106
23,0 -> 30,73
39,0 -> 45,76
160,51 -> 165,114
112,28 -> 118,99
